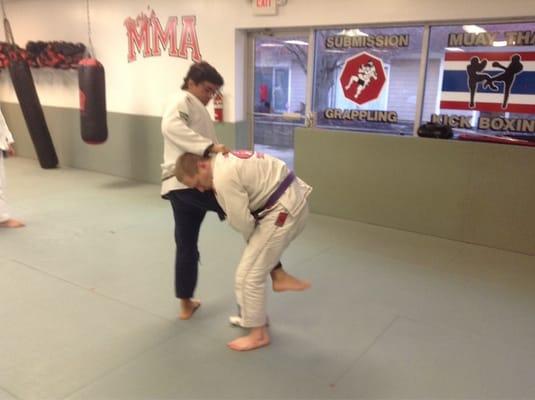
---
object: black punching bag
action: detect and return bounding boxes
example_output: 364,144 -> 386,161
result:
8,58 -> 58,168
78,58 -> 108,144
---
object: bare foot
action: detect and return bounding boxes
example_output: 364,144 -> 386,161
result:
0,219 -> 25,228
271,267 -> 311,292
179,299 -> 201,320
227,326 -> 270,351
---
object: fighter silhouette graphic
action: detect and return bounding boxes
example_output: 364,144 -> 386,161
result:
466,56 -> 494,108
344,61 -> 378,100
467,54 -> 524,109
488,54 -> 524,109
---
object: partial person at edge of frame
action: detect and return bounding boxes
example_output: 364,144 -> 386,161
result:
0,107 -> 25,229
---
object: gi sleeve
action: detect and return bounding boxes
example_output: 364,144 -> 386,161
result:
216,172 -> 256,242
161,97 -> 213,155
0,109 -> 14,149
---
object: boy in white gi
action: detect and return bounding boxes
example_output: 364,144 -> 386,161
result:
161,62 -> 229,320
0,108 -> 24,228
175,150 -> 312,351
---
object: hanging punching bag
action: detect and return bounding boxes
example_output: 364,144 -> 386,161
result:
8,56 -> 58,169
2,14 -> 57,169
78,58 -> 107,144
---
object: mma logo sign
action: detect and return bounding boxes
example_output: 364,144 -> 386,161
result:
124,9 -> 202,63
339,52 -> 387,105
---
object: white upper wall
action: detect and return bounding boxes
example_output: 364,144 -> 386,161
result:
0,0 -> 533,121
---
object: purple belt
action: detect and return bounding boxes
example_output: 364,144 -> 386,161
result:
252,171 -> 295,219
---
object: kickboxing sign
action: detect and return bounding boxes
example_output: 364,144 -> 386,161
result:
339,52 -> 387,105
440,51 -> 535,114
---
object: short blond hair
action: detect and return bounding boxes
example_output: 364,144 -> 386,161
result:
175,153 -> 207,183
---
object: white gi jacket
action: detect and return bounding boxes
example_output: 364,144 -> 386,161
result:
160,91 -> 217,196
0,109 -> 14,151
0,108 -> 14,222
212,151 -> 312,241
212,151 -> 312,327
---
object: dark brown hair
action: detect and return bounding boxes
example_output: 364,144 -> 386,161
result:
181,61 -> 224,90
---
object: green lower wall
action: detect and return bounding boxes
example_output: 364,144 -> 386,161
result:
295,128 -> 535,255
216,119 -> 250,151
1,102 -> 245,185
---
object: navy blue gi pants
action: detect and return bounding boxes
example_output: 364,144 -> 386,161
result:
166,189 -> 225,299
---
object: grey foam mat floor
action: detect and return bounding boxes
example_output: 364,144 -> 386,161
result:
1,157 -> 534,400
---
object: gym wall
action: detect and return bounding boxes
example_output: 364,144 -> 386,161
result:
0,0 -> 533,254
295,128 -> 535,255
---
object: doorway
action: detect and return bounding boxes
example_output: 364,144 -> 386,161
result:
249,31 -> 311,169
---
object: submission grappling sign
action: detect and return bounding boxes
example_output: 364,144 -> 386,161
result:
339,52 -> 387,106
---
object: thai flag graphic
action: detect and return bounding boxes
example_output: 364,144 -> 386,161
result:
440,51 -> 535,114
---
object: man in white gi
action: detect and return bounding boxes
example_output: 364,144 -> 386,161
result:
175,150 -> 312,351
0,108 -> 24,228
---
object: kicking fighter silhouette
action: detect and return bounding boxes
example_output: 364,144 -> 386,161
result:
488,54 -> 524,109
466,56 -> 494,108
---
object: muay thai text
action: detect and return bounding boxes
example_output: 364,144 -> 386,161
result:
448,31 -> 535,47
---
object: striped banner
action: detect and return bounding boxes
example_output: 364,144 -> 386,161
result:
440,51 -> 535,114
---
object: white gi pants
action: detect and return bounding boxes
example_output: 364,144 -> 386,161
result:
0,151 -> 10,223
234,201 -> 309,328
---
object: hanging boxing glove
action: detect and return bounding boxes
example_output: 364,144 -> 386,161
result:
78,57 -> 108,144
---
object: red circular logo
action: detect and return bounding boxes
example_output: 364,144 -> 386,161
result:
231,150 -> 254,159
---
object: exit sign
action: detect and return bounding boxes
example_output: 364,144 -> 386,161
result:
253,0 -> 277,15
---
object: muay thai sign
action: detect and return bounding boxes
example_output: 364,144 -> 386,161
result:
436,28 -> 535,135
124,9 -> 202,63
440,51 -> 535,114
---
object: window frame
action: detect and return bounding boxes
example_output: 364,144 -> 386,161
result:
245,17 -> 535,141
